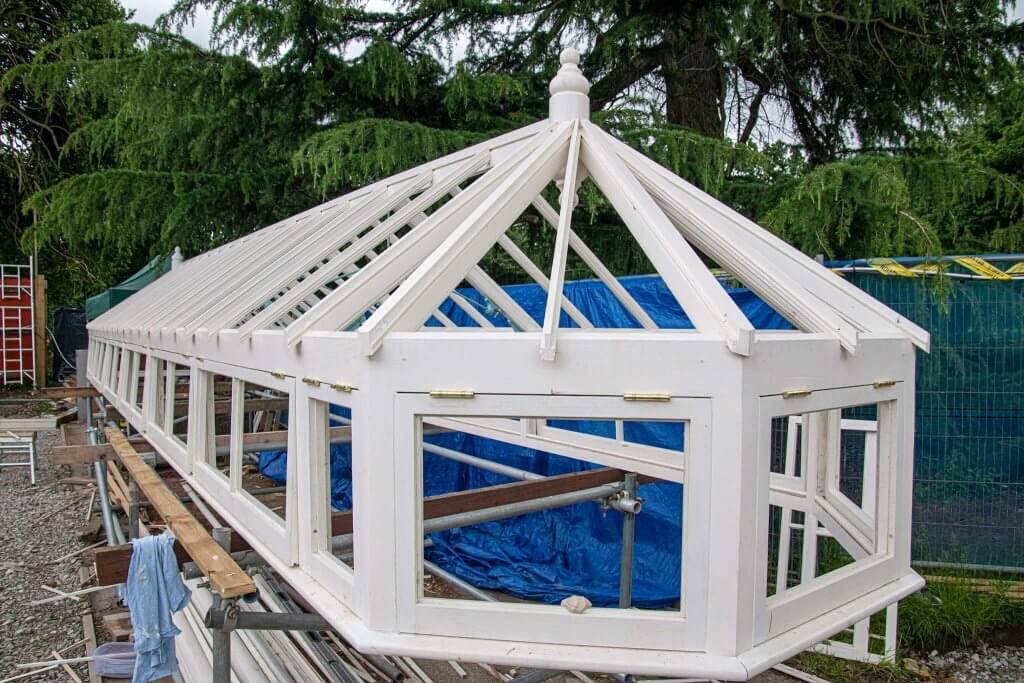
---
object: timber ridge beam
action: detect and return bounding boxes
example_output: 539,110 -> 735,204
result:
102,426 -> 257,599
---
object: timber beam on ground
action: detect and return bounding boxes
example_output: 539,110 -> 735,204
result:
102,426 -> 257,599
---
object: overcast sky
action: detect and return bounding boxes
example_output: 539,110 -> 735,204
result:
122,1 -> 1024,54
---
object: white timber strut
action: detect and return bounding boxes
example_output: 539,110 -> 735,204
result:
87,48 -> 926,681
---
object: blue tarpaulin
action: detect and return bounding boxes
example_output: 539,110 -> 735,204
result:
259,275 -> 790,607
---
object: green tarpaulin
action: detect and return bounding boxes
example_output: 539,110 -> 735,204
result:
85,254 -> 172,321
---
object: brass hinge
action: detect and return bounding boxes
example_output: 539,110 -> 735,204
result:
623,392 -> 671,402
270,370 -> 288,380
430,389 -> 475,399
301,377 -> 321,387
873,379 -> 897,388
782,388 -> 813,399
329,383 -> 353,393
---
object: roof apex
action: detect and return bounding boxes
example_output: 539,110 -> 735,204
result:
549,47 -> 590,121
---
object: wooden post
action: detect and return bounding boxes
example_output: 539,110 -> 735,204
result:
33,274 -> 46,388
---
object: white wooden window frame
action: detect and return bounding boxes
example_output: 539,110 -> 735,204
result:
754,383 -> 902,643
303,384 -> 358,610
189,358 -> 297,563
393,392 -> 713,652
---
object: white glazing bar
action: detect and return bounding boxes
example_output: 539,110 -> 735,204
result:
536,196 -> 658,329
540,120 -> 583,360
428,308 -> 456,328
355,123 -> 572,355
191,186 -> 427,335
114,237 -> 257,330
580,122 -> 754,355
281,125 -> 556,346
141,229 -> 313,332
95,121 -> 548,334
234,152 -> 491,340
605,132 -> 929,351
361,245 -> 461,332
129,212 -> 320,331
626,150 -> 860,353
496,235 -> 592,329
448,292 -> 495,328
183,174 -> 431,334
464,266 -> 540,331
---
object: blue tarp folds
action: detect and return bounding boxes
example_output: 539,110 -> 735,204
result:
259,275 -> 791,607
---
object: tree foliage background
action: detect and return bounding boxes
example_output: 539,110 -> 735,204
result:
2,0 -> 1024,307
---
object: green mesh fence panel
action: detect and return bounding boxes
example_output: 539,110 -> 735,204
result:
846,273 -> 1024,570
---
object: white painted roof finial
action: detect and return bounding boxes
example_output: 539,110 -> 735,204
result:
549,47 -> 590,121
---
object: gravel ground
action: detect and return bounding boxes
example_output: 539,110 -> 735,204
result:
920,643 -> 1024,682
0,428 -> 93,682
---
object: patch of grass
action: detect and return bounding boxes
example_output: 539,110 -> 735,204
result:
899,575 -> 1024,653
787,651 -> 911,683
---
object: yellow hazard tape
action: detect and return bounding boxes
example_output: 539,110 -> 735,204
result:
910,262 -> 947,275
1006,261 -> 1024,275
867,258 -> 917,277
953,256 -> 1011,280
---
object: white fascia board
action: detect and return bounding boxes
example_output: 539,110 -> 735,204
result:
606,134 -> 930,352
355,122 -> 574,356
580,122 -> 754,356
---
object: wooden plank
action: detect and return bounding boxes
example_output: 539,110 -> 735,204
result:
0,416 -> 57,430
103,426 -> 256,598
94,542 -> 193,586
108,464 -> 132,512
51,444 -> 113,465
78,567 -> 100,683
33,274 -> 46,389
171,396 -> 289,418
35,386 -> 99,400
61,422 -> 87,446
330,467 -> 647,535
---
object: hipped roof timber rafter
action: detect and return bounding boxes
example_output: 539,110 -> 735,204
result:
90,48 -> 929,357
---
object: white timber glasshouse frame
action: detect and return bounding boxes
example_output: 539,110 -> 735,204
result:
87,50 -> 927,680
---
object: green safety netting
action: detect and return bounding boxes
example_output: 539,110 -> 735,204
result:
845,272 -> 1024,569
85,254 -> 172,321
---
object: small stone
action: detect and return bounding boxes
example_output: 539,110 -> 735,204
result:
559,595 -> 592,614
904,658 -> 931,679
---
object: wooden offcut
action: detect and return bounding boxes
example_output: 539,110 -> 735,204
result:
102,426 -> 255,598
51,444 -> 113,465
